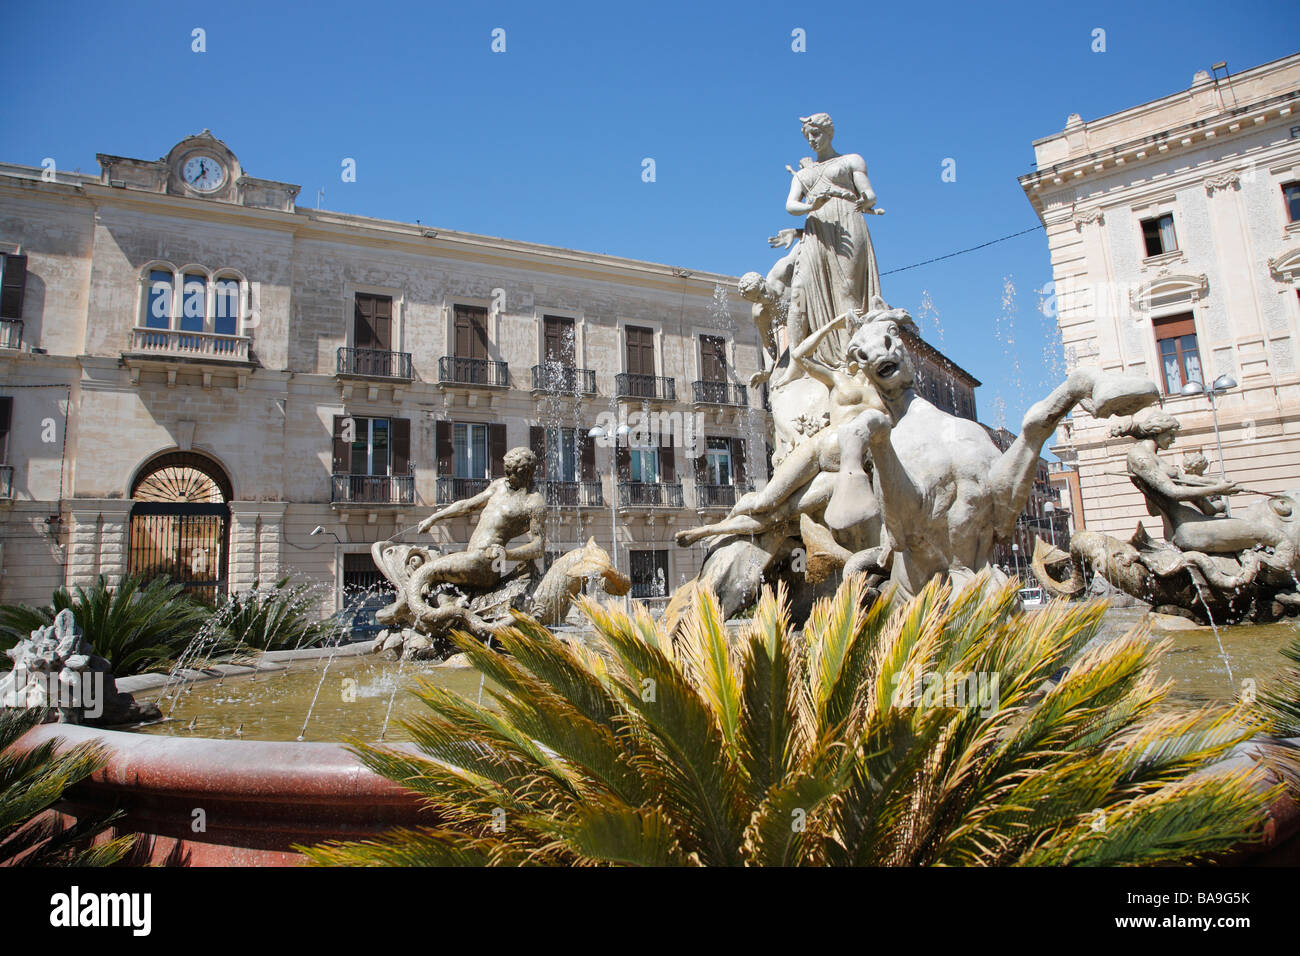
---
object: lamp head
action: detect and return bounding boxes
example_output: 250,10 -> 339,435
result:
310,526 -> 324,536
1211,374 -> 1237,393
1181,380 -> 1204,396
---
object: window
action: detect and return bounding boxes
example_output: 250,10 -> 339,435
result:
625,325 -> 655,375
544,427 -> 578,481
1153,313 -> 1202,394
454,423 -> 490,479
700,335 -> 727,382
705,437 -> 731,485
629,549 -> 669,599
1140,214 -> 1178,258
141,266 -> 245,335
1,253 -> 27,321
454,305 -> 489,359
354,292 -> 393,350
343,553 -> 392,599
0,396 -> 11,463
332,416 -> 410,476
1284,181 -> 1300,224
543,316 -> 575,367
629,443 -> 659,483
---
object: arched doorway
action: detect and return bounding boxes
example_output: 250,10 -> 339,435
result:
128,451 -> 232,602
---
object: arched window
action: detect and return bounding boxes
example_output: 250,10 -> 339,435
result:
145,268 -> 173,330
129,451 -> 232,602
180,273 -> 207,332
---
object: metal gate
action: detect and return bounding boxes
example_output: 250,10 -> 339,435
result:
128,501 -> 230,603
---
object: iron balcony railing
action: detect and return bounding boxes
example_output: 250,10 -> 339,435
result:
615,373 -> 675,401
438,356 -> 509,387
630,581 -> 671,600
530,364 -> 597,395
541,480 -> 604,507
695,483 -> 752,510
336,347 -> 413,380
331,473 -> 415,505
0,318 -> 22,350
617,481 -> 683,508
692,380 -> 748,406
128,327 -> 251,361
0,464 -> 12,499
436,476 -> 491,505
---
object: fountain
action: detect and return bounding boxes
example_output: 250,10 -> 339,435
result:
9,110 -> 1300,866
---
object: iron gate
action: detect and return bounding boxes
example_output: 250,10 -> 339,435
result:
128,501 -> 230,603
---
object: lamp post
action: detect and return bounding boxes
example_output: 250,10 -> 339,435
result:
311,525 -> 344,611
1011,541 -> 1021,586
587,424 -> 629,577
1181,374 -> 1237,515
1042,500 -> 1057,548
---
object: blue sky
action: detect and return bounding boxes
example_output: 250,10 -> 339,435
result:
1,0 -> 1296,429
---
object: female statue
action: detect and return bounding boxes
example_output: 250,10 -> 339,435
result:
783,113 -> 883,366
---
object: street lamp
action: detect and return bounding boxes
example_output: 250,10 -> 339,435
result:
587,424 -> 629,576
1042,500 -> 1057,548
311,525 -> 345,611
1011,541 -> 1021,585
1181,373 -> 1237,514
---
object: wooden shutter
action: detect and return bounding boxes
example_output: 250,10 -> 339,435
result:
626,326 -> 653,375
660,438 -> 675,483
544,316 -> 575,365
1,255 -> 26,320
489,423 -> 507,478
373,295 -> 392,350
435,420 -> 453,474
731,437 -> 747,486
616,444 -> 630,481
580,432 -> 596,481
1153,312 -> 1196,340
332,415 -> 351,474
455,306 -> 489,359
530,425 -> 546,461
701,335 -> 726,382
0,397 -> 12,463
391,418 -> 411,475
354,295 -> 374,348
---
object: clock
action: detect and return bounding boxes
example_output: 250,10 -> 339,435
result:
181,154 -> 226,193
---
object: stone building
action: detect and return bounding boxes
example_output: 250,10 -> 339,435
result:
0,130 -> 981,611
1020,53 -> 1300,540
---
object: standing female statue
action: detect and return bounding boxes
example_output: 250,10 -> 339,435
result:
783,113 -> 883,366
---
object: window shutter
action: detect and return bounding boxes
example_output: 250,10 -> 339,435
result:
391,418 -> 411,475
1,254 -> 27,320
0,396 -> 12,463
693,450 -> 707,483
660,438 -> 675,483
373,295 -> 392,351
489,423 -> 507,478
616,444 -> 630,481
435,420 -> 453,474
580,431 -> 596,481
354,295 -> 373,348
529,425 -> 545,462
731,437 -> 747,486
332,415 -> 351,474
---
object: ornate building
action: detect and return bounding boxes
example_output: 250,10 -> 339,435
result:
1020,53 -> 1300,540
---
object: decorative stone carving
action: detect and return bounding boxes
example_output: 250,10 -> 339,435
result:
1033,408 -> 1300,623
1204,171 -> 1241,195
1072,207 -> 1105,229
1,609 -> 161,726
370,448 -> 629,657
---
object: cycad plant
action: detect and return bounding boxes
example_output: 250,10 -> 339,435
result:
0,574 -> 210,677
0,708 -> 134,866
1258,635 -> 1300,801
305,574 -> 1274,866
216,576 -> 329,653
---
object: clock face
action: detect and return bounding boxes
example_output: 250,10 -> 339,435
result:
182,154 -> 225,192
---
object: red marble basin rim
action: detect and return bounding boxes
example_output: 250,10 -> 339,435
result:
15,723 -> 425,807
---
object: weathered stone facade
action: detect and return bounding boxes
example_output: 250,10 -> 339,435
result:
1020,54 -> 1300,541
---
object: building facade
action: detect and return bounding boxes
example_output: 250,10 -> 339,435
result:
1020,53 -> 1300,541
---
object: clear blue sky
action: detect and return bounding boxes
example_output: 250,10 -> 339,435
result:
2,0 -> 1296,430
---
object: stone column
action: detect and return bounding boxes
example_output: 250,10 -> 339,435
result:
65,499 -> 134,590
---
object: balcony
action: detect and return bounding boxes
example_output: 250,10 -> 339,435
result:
530,364 -> 597,396
692,380 -> 748,407
0,318 -> 22,350
0,464 -> 12,499
438,356 -> 508,388
331,474 -> 415,506
541,480 -> 603,508
615,373 -> 675,403
436,476 -> 491,505
695,483 -> 745,510
336,347 -> 413,380
122,327 -> 255,388
618,481 -> 683,509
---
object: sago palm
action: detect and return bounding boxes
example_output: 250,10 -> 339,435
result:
304,574 -> 1275,866
217,576 -> 329,653
0,574 -> 210,677
0,708 -> 134,866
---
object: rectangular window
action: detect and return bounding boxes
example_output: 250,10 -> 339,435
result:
181,274 -> 206,333
543,316 -> 575,367
0,396 -> 11,463
625,325 -> 655,375
545,427 -> 578,481
454,423 -> 490,479
629,549 -> 669,598
629,443 -> 659,483
1,254 -> 27,320
1284,181 -> 1300,224
354,292 -> 393,350
1153,313 -> 1202,394
454,305 -> 489,359
700,335 -> 727,382
146,269 -> 172,329
347,417 -> 390,476
705,437 -> 731,485
1140,214 -> 1177,258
